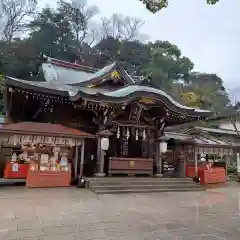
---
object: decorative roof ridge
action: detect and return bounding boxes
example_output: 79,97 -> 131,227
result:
42,55 -> 146,81
150,130 -> 234,146
196,133 -> 230,145
195,126 -> 236,131
117,68 -> 135,85
195,126 -> 238,134
43,55 -> 98,73
164,131 -> 191,137
69,61 -> 119,87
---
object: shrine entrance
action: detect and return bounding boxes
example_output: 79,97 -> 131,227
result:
103,125 -> 156,176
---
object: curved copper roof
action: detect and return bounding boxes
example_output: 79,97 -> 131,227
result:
5,76 -> 212,117
5,57 -> 213,119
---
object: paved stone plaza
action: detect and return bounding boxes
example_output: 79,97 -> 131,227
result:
0,184 -> 240,240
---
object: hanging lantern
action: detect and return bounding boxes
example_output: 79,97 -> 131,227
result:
126,127 -> 130,139
135,129 -> 139,140
159,141 -> 168,153
117,126 -> 120,139
101,137 -> 109,151
143,129 -> 146,140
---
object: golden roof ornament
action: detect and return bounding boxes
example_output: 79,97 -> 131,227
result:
110,71 -> 121,80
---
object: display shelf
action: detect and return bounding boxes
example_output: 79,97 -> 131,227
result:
26,163 -> 71,188
4,162 -> 30,179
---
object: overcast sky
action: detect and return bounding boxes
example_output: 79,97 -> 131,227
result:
44,0 -> 239,91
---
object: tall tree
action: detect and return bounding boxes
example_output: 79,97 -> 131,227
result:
180,72 -> 230,113
0,38 -> 39,79
58,0 -> 99,54
90,37 -> 150,72
140,41 -> 194,92
139,0 -> 219,13
0,0 -> 37,42
97,14 -> 144,42
89,13 -> 146,69
28,7 -> 75,61
0,0 -> 232,116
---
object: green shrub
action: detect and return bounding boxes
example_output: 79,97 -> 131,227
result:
228,165 -> 237,174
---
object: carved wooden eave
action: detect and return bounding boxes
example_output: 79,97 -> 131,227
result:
111,121 -> 156,130
128,104 -> 143,124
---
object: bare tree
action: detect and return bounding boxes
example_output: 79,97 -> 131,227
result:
0,0 -> 37,42
97,14 -> 145,41
58,0 -> 99,52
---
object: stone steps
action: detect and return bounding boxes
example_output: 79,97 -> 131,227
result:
87,177 -> 191,183
94,187 -> 204,195
90,181 -> 196,187
85,177 -> 204,194
0,178 -> 26,186
88,181 -> 196,186
89,184 -> 201,190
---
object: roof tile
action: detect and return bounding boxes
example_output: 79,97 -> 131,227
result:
1,122 -> 93,138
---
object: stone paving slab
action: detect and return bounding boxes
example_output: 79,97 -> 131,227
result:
0,186 -> 239,239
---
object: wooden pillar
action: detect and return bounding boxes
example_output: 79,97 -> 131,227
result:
155,140 -> 163,177
99,150 -> 105,174
4,87 -> 12,124
194,151 -> 198,177
74,146 -> 79,179
79,140 -> 85,178
3,87 -> 8,121
96,137 -> 101,173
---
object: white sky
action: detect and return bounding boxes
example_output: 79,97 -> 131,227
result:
41,0 -> 240,92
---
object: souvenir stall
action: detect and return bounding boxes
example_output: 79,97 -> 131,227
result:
26,142 -> 74,188
3,135 -> 38,179
186,143 -> 234,185
4,146 -> 30,179
163,132 -> 237,184
0,122 -> 94,187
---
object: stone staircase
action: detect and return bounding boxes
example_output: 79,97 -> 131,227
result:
85,177 -> 204,194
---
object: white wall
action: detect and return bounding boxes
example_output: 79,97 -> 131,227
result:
219,121 -> 240,131
42,63 -> 91,84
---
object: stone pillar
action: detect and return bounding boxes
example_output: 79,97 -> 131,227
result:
95,137 -> 105,177
95,130 -> 112,177
179,153 -> 186,178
